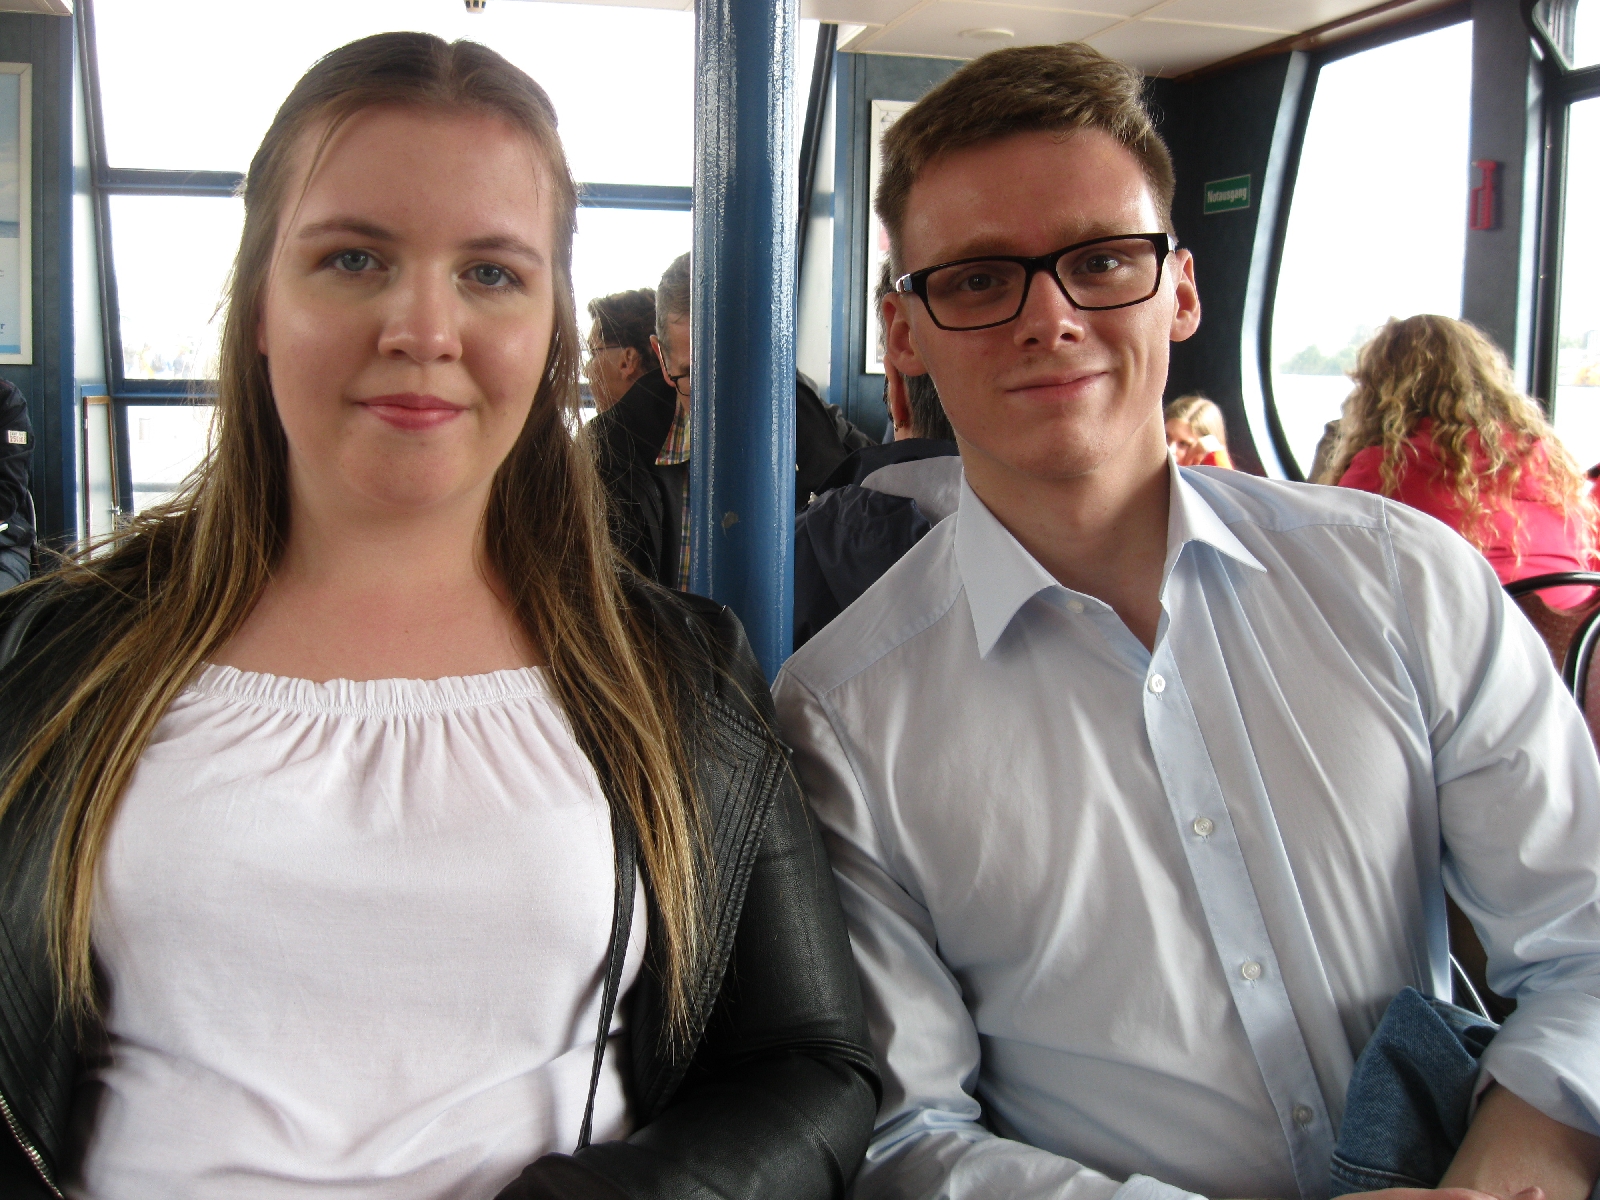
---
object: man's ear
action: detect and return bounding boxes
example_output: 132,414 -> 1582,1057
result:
884,361 -> 914,440
1169,249 -> 1201,344
650,334 -> 671,385
618,346 -> 642,377
883,292 -> 929,377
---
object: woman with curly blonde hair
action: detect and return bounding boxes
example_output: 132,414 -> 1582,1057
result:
1328,314 -> 1596,607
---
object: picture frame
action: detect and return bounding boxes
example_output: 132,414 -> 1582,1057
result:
0,63 -> 31,367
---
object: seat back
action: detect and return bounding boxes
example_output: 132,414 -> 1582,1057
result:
1569,605 -> 1600,747
1504,572 -> 1600,675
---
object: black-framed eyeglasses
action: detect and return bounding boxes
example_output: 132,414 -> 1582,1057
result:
583,342 -> 624,361
664,367 -> 690,395
895,232 -> 1174,332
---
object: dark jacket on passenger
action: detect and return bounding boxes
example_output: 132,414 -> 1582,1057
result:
590,374 -> 875,589
794,376 -> 874,509
0,579 -> 879,1200
0,380 -> 34,590
589,370 -> 683,588
793,438 -> 960,649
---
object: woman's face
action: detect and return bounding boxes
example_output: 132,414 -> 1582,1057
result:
257,105 -> 557,520
1166,418 -> 1205,465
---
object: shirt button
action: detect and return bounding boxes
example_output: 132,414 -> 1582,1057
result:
1241,960 -> 1263,981
1066,599 -> 1085,614
1292,1104 -> 1314,1128
1191,816 -> 1215,837
1148,674 -> 1166,694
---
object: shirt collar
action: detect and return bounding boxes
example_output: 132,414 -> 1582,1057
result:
955,457 -> 1265,659
1161,455 -> 1265,584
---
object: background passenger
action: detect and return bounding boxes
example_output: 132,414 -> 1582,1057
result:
0,32 -> 875,1200
587,278 -> 684,586
793,264 -> 958,648
1329,314 -> 1596,609
1164,392 -> 1232,468
583,287 -> 657,412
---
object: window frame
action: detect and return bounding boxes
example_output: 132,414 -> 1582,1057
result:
1256,2 -> 1472,480
1527,0 -> 1600,408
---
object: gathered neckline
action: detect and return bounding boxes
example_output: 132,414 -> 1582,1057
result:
187,662 -> 552,717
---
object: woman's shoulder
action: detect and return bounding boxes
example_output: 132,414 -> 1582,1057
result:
627,581 -> 770,716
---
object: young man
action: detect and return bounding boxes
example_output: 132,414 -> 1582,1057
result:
773,43 -> 1600,1200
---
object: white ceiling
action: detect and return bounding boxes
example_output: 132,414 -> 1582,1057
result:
811,0 -> 1414,75
0,0 -> 70,12
513,0 -> 1444,77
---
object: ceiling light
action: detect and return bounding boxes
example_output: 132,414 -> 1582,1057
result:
958,27 -> 1015,41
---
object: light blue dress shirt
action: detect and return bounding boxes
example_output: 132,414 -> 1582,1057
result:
773,461 -> 1600,1200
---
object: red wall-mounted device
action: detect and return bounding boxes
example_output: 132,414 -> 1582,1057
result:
1469,159 -> 1501,231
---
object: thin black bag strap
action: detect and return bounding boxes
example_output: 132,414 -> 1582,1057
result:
576,802 -> 639,1152
0,586 -> 55,670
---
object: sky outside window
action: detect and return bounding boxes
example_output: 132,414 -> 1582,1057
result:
1551,96 -> 1600,468
1268,21 -> 1471,477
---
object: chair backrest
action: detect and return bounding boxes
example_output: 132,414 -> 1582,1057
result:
1504,572 -> 1600,675
1570,606 -> 1600,747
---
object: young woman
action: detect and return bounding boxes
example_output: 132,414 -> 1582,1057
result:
0,33 -> 875,1200
1328,314 -> 1596,609
1163,394 -> 1233,469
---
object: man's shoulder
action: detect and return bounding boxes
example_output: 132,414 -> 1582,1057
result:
781,514 -> 962,700
1181,466 -> 1389,531
1184,467 -> 1501,615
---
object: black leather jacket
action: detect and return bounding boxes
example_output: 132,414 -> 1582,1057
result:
0,581 -> 878,1199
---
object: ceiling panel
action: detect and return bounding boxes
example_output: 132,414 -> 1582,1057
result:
1147,0 -> 1370,30
802,0 -> 929,22
1086,16 -> 1284,73
854,2 -> 1124,56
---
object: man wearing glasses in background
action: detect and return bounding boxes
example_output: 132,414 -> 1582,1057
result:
586,271 -> 685,588
774,42 -> 1600,1200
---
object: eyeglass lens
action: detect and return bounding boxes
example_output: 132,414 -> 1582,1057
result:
922,238 -> 1163,330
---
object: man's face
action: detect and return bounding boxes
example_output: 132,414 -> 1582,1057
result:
652,314 -> 692,411
883,128 -> 1199,490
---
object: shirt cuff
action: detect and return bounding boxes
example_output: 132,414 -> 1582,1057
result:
1479,989 -> 1600,1138
1111,1172 -> 1207,1200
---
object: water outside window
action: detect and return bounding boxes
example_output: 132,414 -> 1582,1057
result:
1269,22 -> 1472,477
1574,0 -> 1599,67
109,194 -> 244,382
126,405 -> 214,514
1551,97 -> 1600,468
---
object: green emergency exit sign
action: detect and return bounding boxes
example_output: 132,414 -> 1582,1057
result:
1203,175 -> 1251,214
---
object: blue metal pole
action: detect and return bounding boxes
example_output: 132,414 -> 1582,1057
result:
690,0 -> 797,680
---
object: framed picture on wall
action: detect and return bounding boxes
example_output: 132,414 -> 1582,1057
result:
864,98 -> 912,376
0,63 -> 30,367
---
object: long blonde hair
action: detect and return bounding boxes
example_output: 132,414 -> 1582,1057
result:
1,34 -> 706,1037
1325,314 -> 1594,557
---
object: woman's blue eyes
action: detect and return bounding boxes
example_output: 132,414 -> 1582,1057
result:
468,264 -> 512,288
326,252 -> 518,289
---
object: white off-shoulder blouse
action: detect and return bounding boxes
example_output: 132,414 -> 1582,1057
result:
68,664 -> 646,1200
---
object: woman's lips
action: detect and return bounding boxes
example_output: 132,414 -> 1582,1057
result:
357,393 -> 467,431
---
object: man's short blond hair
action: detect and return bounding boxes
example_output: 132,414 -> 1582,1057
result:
876,43 -> 1175,272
